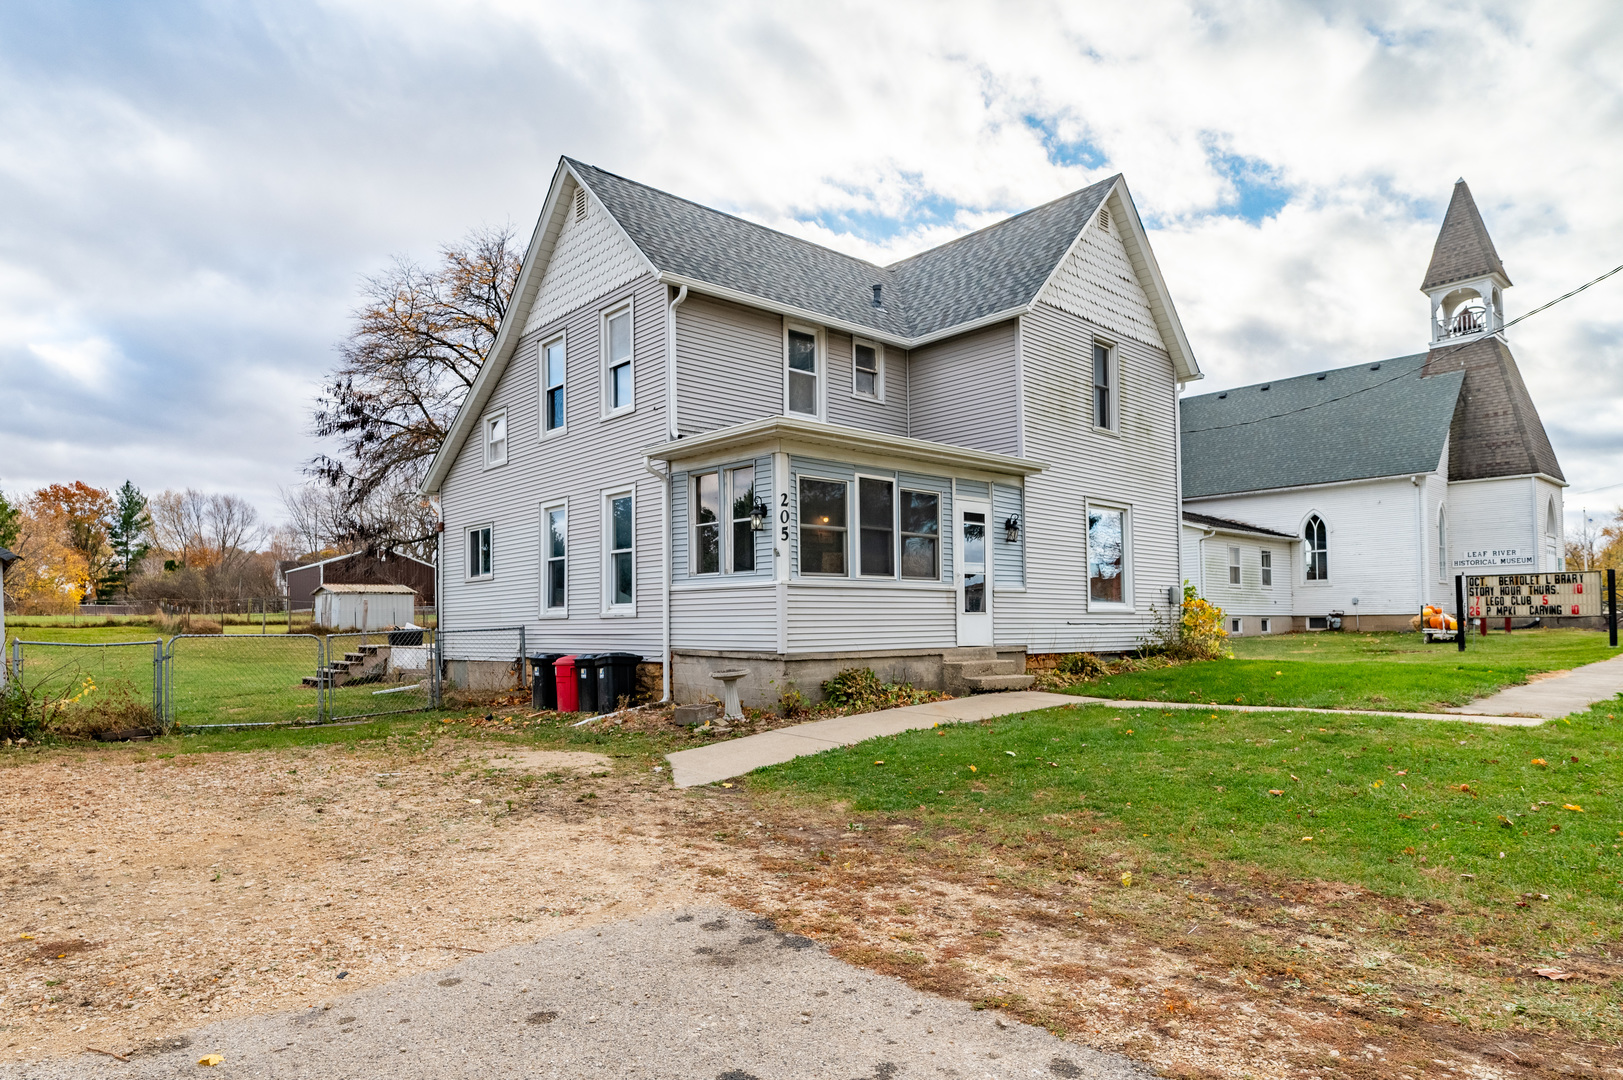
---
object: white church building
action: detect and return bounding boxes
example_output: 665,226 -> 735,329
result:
1180,180 -> 1567,633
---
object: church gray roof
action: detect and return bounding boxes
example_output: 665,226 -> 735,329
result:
1421,179 -> 1510,291
567,159 -> 1115,339
1180,354 -> 1464,498
1420,334 -> 1564,482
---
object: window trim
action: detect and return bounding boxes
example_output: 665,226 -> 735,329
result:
1084,500 -> 1132,610
1303,513 -> 1330,584
855,472 -> 897,579
1229,617 -> 1243,635
796,473 -> 848,577
783,323 -> 825,421
483,410 -> 509,469
899,486 -> 942,582
601,300 -> 635,420
1260,617 -> 1271,634
464,523 -> 494,582
540,500 -> 568,618
540,334 -> 567,438
727,464 -> 757,574
690,470 -> 723,577
1092,340 -> 1118,434
851,337 -> 884,403
602,487 -> 637,615
1227,545 -> 1241,586
1260,549 -> 1273,588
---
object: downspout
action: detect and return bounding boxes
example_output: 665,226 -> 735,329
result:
1174,382 -> 1186,603
666,285 -> 689,441
645,455 -> 672,703
1412,476 -> 1426,613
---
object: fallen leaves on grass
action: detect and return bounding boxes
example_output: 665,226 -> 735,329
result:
1533,968 -> 1574,981
1563,804 -> 1583,812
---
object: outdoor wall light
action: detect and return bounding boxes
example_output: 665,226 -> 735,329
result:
1003,515 -> 1021,543
751,496 -> 770,531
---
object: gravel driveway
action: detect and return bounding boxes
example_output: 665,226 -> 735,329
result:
4,908 -> 1149,1080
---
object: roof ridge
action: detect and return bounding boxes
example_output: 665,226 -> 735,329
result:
1184,352 -> 1428,401
884,174 -> 1121,270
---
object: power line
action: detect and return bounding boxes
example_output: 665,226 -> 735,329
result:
1183,261 -> 1623,436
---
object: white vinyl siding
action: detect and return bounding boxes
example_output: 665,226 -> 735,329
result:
992,483 -> 1024,588
521,179 -> 648,336
1039,200 -> 1164,350
908,321 -> 1020,454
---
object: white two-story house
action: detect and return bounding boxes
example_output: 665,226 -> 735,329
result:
421,158 -> 1203,706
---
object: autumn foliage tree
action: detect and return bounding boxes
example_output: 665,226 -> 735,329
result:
310,224 -> 520,557
30,482 -> 115,600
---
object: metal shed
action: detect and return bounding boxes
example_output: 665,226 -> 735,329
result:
311,584 -> 417,631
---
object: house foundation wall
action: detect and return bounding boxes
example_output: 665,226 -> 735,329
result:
672,649 -> 987,709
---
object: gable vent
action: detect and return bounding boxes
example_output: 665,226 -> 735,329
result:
574,188 -> 588,221
1098,208 -> 1110,231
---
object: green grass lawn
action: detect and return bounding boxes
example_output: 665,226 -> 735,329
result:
751,698 -> 1623,925
1077,628 -> 1619,712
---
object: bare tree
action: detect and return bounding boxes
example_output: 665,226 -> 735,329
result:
148,490 -> 210,566
309,224 -> 520,551
203,494 -> 262,571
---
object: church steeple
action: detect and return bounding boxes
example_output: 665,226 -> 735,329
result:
1422,179 -> 1511,346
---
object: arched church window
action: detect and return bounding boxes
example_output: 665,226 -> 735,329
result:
1304,515 -> 1328,581
1545,498 -> 1558,537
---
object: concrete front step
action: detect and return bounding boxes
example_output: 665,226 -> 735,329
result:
962,673 -> 1037,692
945,659 -> 1025,679
941,648 -> 1030,695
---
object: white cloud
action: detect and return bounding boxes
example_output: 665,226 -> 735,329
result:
0,0 -> 1619,525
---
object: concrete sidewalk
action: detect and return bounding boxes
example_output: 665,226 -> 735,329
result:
1453,651 -> 1623,718
1069,695 -> 1546,727
664,691 -> 1075,788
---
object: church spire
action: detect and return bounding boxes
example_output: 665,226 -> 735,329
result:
1422,179 -> 1510,346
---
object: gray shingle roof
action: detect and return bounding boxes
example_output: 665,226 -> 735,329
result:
566,158 -> 1115,339
1421,180 -> 1510,291
1180,355 -> 1464,498
1181,511 -> 1295,539
1420,334 -> 1564,482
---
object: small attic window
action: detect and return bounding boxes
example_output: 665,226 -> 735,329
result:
872,284 -> 883,308
1098,208 -> 1110,230
574,189 -> 588,221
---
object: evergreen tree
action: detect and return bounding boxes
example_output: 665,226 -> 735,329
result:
0,488 -> 19,551
102,480 -> 152,596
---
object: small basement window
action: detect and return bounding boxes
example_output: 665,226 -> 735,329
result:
1260,617 -> 1271,633
1307,616 -> 1329,630
1229,617 -> 1242,635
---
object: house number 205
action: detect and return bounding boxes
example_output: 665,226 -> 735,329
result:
779,492 -> 791,541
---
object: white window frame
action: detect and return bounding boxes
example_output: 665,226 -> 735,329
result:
601,301 -> 635,419
899,487 -> 942,582
1227,545 -> 1241,586
1092,340 -> 1118,434
691,470 -> 723,577
855,472 -> 898,579
464,523 -> 494,582
1260,617 -> 1271,634
727,464 -> 758,574
540,500 -> 568,618
602,487 -> 636,615
797,474 -> 848,577
851,338 -> 884,403
784,323 -> 825,421
1084,500 -> 1132,610
1260,549 -> 1273,587
1229,617 -> 1243,635
540,334 -> 567,438
1303,513 -> 1329,584
483,410 -> 509,469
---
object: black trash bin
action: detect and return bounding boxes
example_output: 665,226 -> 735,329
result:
595,653 -> 642,713
527,653 -> 565,711
573,654 -> 602,714
388,625 -> 425,646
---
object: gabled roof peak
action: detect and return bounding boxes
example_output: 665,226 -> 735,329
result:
1421,179 -> 1510,292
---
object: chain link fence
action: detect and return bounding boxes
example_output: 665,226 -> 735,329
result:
324,628 -> 437,722
10,640 -> 166,734
435,627 -> 529,696
164,634 -> 326,730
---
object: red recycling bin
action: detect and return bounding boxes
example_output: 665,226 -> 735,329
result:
553,655 -> 579,712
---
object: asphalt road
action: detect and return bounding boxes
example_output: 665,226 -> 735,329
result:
4,907 -> 1151,1080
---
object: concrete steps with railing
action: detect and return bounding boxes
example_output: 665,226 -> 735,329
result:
942,647 -> 1034,695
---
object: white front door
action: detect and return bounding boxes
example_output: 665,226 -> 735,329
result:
956,500 -> 992,646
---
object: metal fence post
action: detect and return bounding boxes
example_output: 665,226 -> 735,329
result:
152,641 -> 164,733
431,631 -> 442,709
318,636 -> 327,724
1609,568 -> 1618,649
518,626 -> 527,691
1455,575 -> 1466,653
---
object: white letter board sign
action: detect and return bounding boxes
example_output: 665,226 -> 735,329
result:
1465,571 -> 1602,619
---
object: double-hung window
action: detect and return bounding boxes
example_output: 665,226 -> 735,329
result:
603,304 -> 633,415
542,504 -> 567,613
466,525 -> 493,580
798,477 -> 846,575
853,339 -> 882,400
858,477 -> 894,577
1260,549 -> 1273,587
1093,342 -> 1116,431
605,491 -> 635,610
484,412 -> 508,468
1087,505 -> 1127,605
1227,546 -> 1241,585
542,337 -> 566,434
786,327 -> 820,418
729,467 -> 755,572
693,472 -> 721,575
899,490 -> 940,580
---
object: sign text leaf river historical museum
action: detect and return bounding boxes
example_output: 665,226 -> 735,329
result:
1466,572 -> 1603,619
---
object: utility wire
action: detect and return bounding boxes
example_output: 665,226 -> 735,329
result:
1183,261 -> 1623,436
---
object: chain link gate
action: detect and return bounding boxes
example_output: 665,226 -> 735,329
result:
163,634 -> 326,730
324,627 -> 438,722
11,639 -> 165,734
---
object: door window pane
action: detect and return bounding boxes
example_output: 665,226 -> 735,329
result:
798,477 -> 846,575
788,330 -> 818,415
694,473 -> 720,575
900,491 -> 939,580
963,511 -> 986,613
610,494 -> 634,605
729,467 -> 755,573
858,477 -> 894,576
1087,507 -> 1124,603
545,508 -> 566,610
854,343 -> 879,397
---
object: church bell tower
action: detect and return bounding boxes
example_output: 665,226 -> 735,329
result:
1422,179 -> 1511,345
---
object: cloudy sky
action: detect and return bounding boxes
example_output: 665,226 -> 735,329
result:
3,0 -> 1621,533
